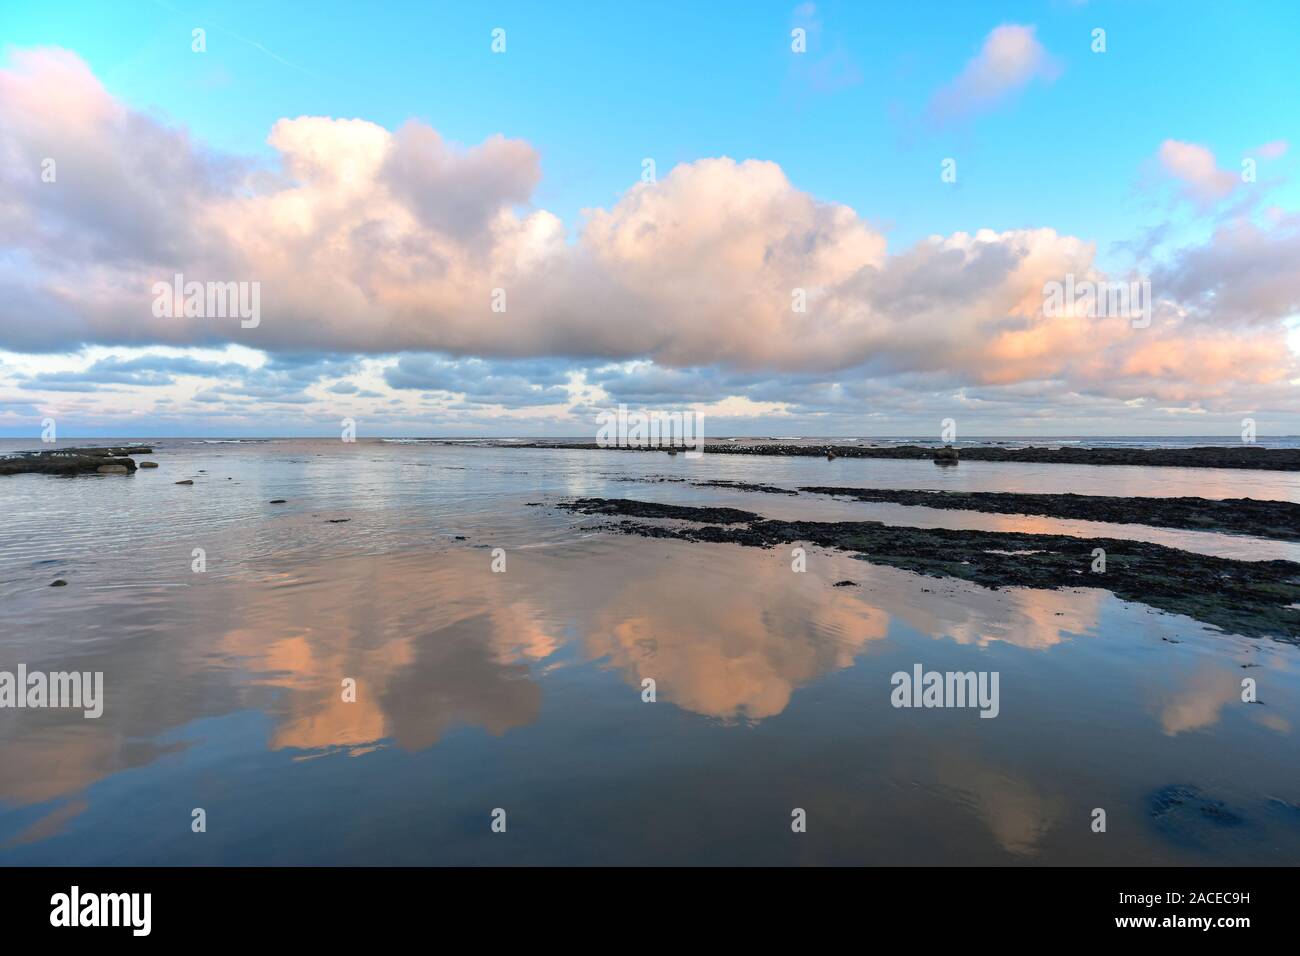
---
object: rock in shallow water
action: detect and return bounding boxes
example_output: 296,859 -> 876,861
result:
0,448 -> 139,475
1147,784 -> 1245,846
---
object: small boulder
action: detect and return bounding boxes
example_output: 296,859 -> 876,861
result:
175,479 -> 194,485
269,499 -> 287,504
49,579 -> 67,587
138,461 -> 159,469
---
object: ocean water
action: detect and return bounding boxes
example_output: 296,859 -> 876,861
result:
1,438 -> 1298,864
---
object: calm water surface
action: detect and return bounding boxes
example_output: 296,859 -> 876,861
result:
1,439 -> 1298,864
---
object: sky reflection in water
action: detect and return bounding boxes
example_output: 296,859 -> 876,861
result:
1,440 -> 1297,864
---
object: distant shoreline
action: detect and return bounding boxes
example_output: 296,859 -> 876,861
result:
5,439 -> 1299,472
502,441 -> 1300,471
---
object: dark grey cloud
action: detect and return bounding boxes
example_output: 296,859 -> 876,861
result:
587,366 -> 730,405
384,354 -> 571,406
17,354 -> 248,390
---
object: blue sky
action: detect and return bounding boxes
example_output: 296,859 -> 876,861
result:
10,0 -> 1297,254
1,1 -> 1297,436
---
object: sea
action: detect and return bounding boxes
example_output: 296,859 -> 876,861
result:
1,436 -> 1298,864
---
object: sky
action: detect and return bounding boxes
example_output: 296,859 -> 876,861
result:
0,0 -> 1297,438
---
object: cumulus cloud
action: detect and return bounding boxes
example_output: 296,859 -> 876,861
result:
381,121 -> 542,242
1154,213 -> 1300,325
0,46 -> 1296,431
927,25 -> 1059,124
0,47 -> 240,270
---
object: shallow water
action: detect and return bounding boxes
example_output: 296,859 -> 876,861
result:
1,439 -> 1298,864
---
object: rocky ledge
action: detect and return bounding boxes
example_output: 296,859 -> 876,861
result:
799,487 -> 1300,542
0,446 -> 153,476
512,441 -> 1300,471
704,442 -> 1300,470
559,497 -> 1300,640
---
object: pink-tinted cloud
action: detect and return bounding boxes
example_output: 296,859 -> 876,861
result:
0,46 -> 1296,414
1157,139 -> 1240,206
928,25 -> 1059,124
1252,139 -> 1289,161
